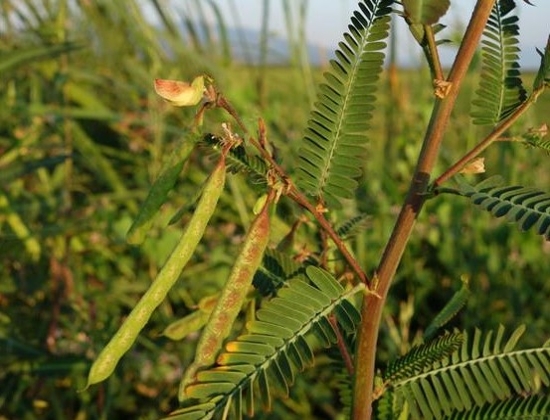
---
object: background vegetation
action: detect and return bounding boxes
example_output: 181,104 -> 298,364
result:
1,1 -> 548,419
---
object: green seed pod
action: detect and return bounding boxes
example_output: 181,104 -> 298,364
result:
86,157 -> 226,388
179,193 -> 272,401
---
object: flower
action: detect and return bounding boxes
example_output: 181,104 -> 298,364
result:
460,157 -> 485,174
153,75 -> 205,107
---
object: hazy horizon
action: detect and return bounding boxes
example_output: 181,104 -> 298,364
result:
192,1 -> 549,70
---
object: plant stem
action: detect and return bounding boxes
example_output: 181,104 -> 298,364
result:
287,189 -> 371,287
351,2 -> 496,418
425,24 -> 444,81
434,87 -> 545,186
218,95 -> 371,286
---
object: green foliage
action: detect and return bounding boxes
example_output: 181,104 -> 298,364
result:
375,388 -> 399,420
127,137 -> 197,244
520,125 -> 550,154
471,0 -> 527,126
533,35 -> 550,90
0,154 -> 70,184
0,0 -> 234,416
166,267 -> 364,419
202,134 -> 268,186
253,248 -> 305,295
442,395 -> 550,419
454,176 -> 550,240
0,42 -> 82,73
524,136 -> 550,154
385,332 -> 464,383
390,326 -> 550,419
335,213 -> 371,240
296,0 -> 392,207
424,279 -> 470,341
2,0 -> 550,418
402,0 -> 451,25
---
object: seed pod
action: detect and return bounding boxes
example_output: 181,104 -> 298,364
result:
86,157 -> 226,388
179,193 -> 272,401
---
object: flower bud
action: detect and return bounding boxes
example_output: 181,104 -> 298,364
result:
460,157 -> 485,175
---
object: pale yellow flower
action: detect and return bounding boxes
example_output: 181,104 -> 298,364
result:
460,157 -> 485,174
153,75 -> 205,106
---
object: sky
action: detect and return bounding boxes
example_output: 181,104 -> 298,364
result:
205,0 -> 550,69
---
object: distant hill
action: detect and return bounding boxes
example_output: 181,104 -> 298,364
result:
182,24 -> 541,70
219,26 -> 330,66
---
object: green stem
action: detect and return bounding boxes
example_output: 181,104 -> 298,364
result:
425,24 -> 444,81
351,2 -> 496,418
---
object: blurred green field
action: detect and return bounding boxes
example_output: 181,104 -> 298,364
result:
1,1 -> 549,419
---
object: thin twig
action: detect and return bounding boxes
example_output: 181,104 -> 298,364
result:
329,314 -> 355,376
434,87 -> 546,186
217,95 -> 371,287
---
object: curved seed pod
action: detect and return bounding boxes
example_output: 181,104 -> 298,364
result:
86,157 -> 226,388
179,193 -> 273,401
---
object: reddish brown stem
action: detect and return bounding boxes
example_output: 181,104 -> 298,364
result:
329,314 -> 355,376
352,2 -> 496,418
217,95 -> 371,287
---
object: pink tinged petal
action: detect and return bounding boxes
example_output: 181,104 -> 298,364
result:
154,75 -> 205,106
